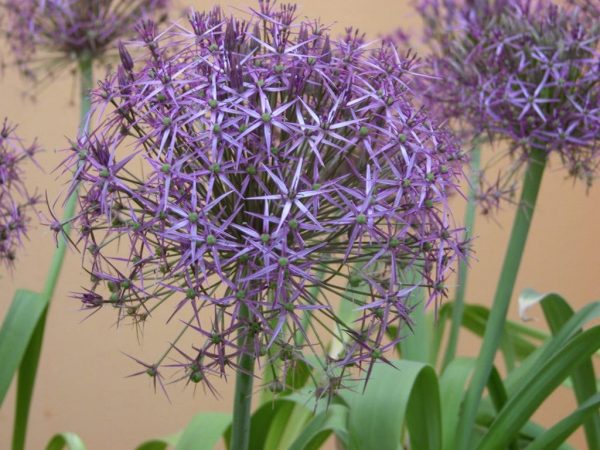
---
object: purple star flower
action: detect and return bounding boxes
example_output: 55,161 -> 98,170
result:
59,3 -> 465,391
0,119 -> 40,267
0,0 -> 169,80
415,0 -> 599,196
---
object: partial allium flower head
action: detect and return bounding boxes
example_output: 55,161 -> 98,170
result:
61,3 -> 465,392
417,0 -> 599,194
0,119 -> 39,267
0,0 -> 169,80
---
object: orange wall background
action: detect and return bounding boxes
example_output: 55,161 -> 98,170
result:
1,1 -> 599,449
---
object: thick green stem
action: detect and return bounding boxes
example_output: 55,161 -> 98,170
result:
230,304 -> 256,450
11,54 -> 93,450
455,148 -> 547,449
442,142 -> 481,370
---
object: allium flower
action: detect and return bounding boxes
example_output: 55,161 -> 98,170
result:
61,3 -> 464,391
0,119 -> 39,266
417,0 -> 599,189
0,0 -> 169,80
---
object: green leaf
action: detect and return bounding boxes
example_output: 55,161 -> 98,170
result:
440,359 -> 516,450
519,290 -> 600,450
509,421 -> 576,450
137,413 -> 229,450
343,360 -> 441,450
477,325 -> 600,450
524,393 -> 600,450
136,433 -> 180,450
287,404 -> 348,450
295,264 -> 327,347
13,307 -> 48,450
0,289 -> 47,406
430,302 -> 452,367
265,404 -> 313,450
507,300 -> 600,393
399,273 -> 430,363
461,304 -> 544,363
487,366 -> 508,413
440,358 -> 476,450
224,397 -> 305,450
329,272 -> 368,359
224,387 -> 328,450
176,412 -> 230,450
45,433 -> 87,450
135,441 -> 169,450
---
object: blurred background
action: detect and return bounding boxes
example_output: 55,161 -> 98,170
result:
1,0 -> 599,448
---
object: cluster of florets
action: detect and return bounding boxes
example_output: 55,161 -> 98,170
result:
417,0 -> 599,188
61,3 -> 465,392
0,119 -> 39,266
0,0 -> 169,79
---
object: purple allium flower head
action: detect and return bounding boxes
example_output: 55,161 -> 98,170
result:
60,3 -> 465,391
416,0 -> 600,190
0,0 -> 169,80
0,119 -> 39,267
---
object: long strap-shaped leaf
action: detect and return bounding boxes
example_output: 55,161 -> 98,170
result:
441,358 -> 476,450
477,325 -> 600,450
399,272 -> 431,363
519,290 -> 600,449
343,360 -> 441,450
441,358 -> 523,450
13,307 -> 48,450
46,432 -> 86,450
45,432 -> 87,450
136,412 -> 231,450
506,301 -> 600,393
224,388 -> 323,450
287,404 -> 349,450
460,303 -> 546,362
524,393 -> 600,450
518,422 -> 576,450
0,289 -> 47,405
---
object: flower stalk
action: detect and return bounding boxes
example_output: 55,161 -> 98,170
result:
42,52 -> 92,300
11,54 -> 92,450
231,303 -> 256,450
455,147 -> 547,448
442,139 -> 481,369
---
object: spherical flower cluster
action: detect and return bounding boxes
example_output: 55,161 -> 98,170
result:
0,0 -> 169,79
418,0 -> 599,186
62,4 -> 465,392
0,119 -> 39,267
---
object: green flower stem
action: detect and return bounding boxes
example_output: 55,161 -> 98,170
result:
230,303 -> 256,450
442,140 -> 481,370
455,147 -> 547,449
11,54 -> 93,450
42,53 -> 92,300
